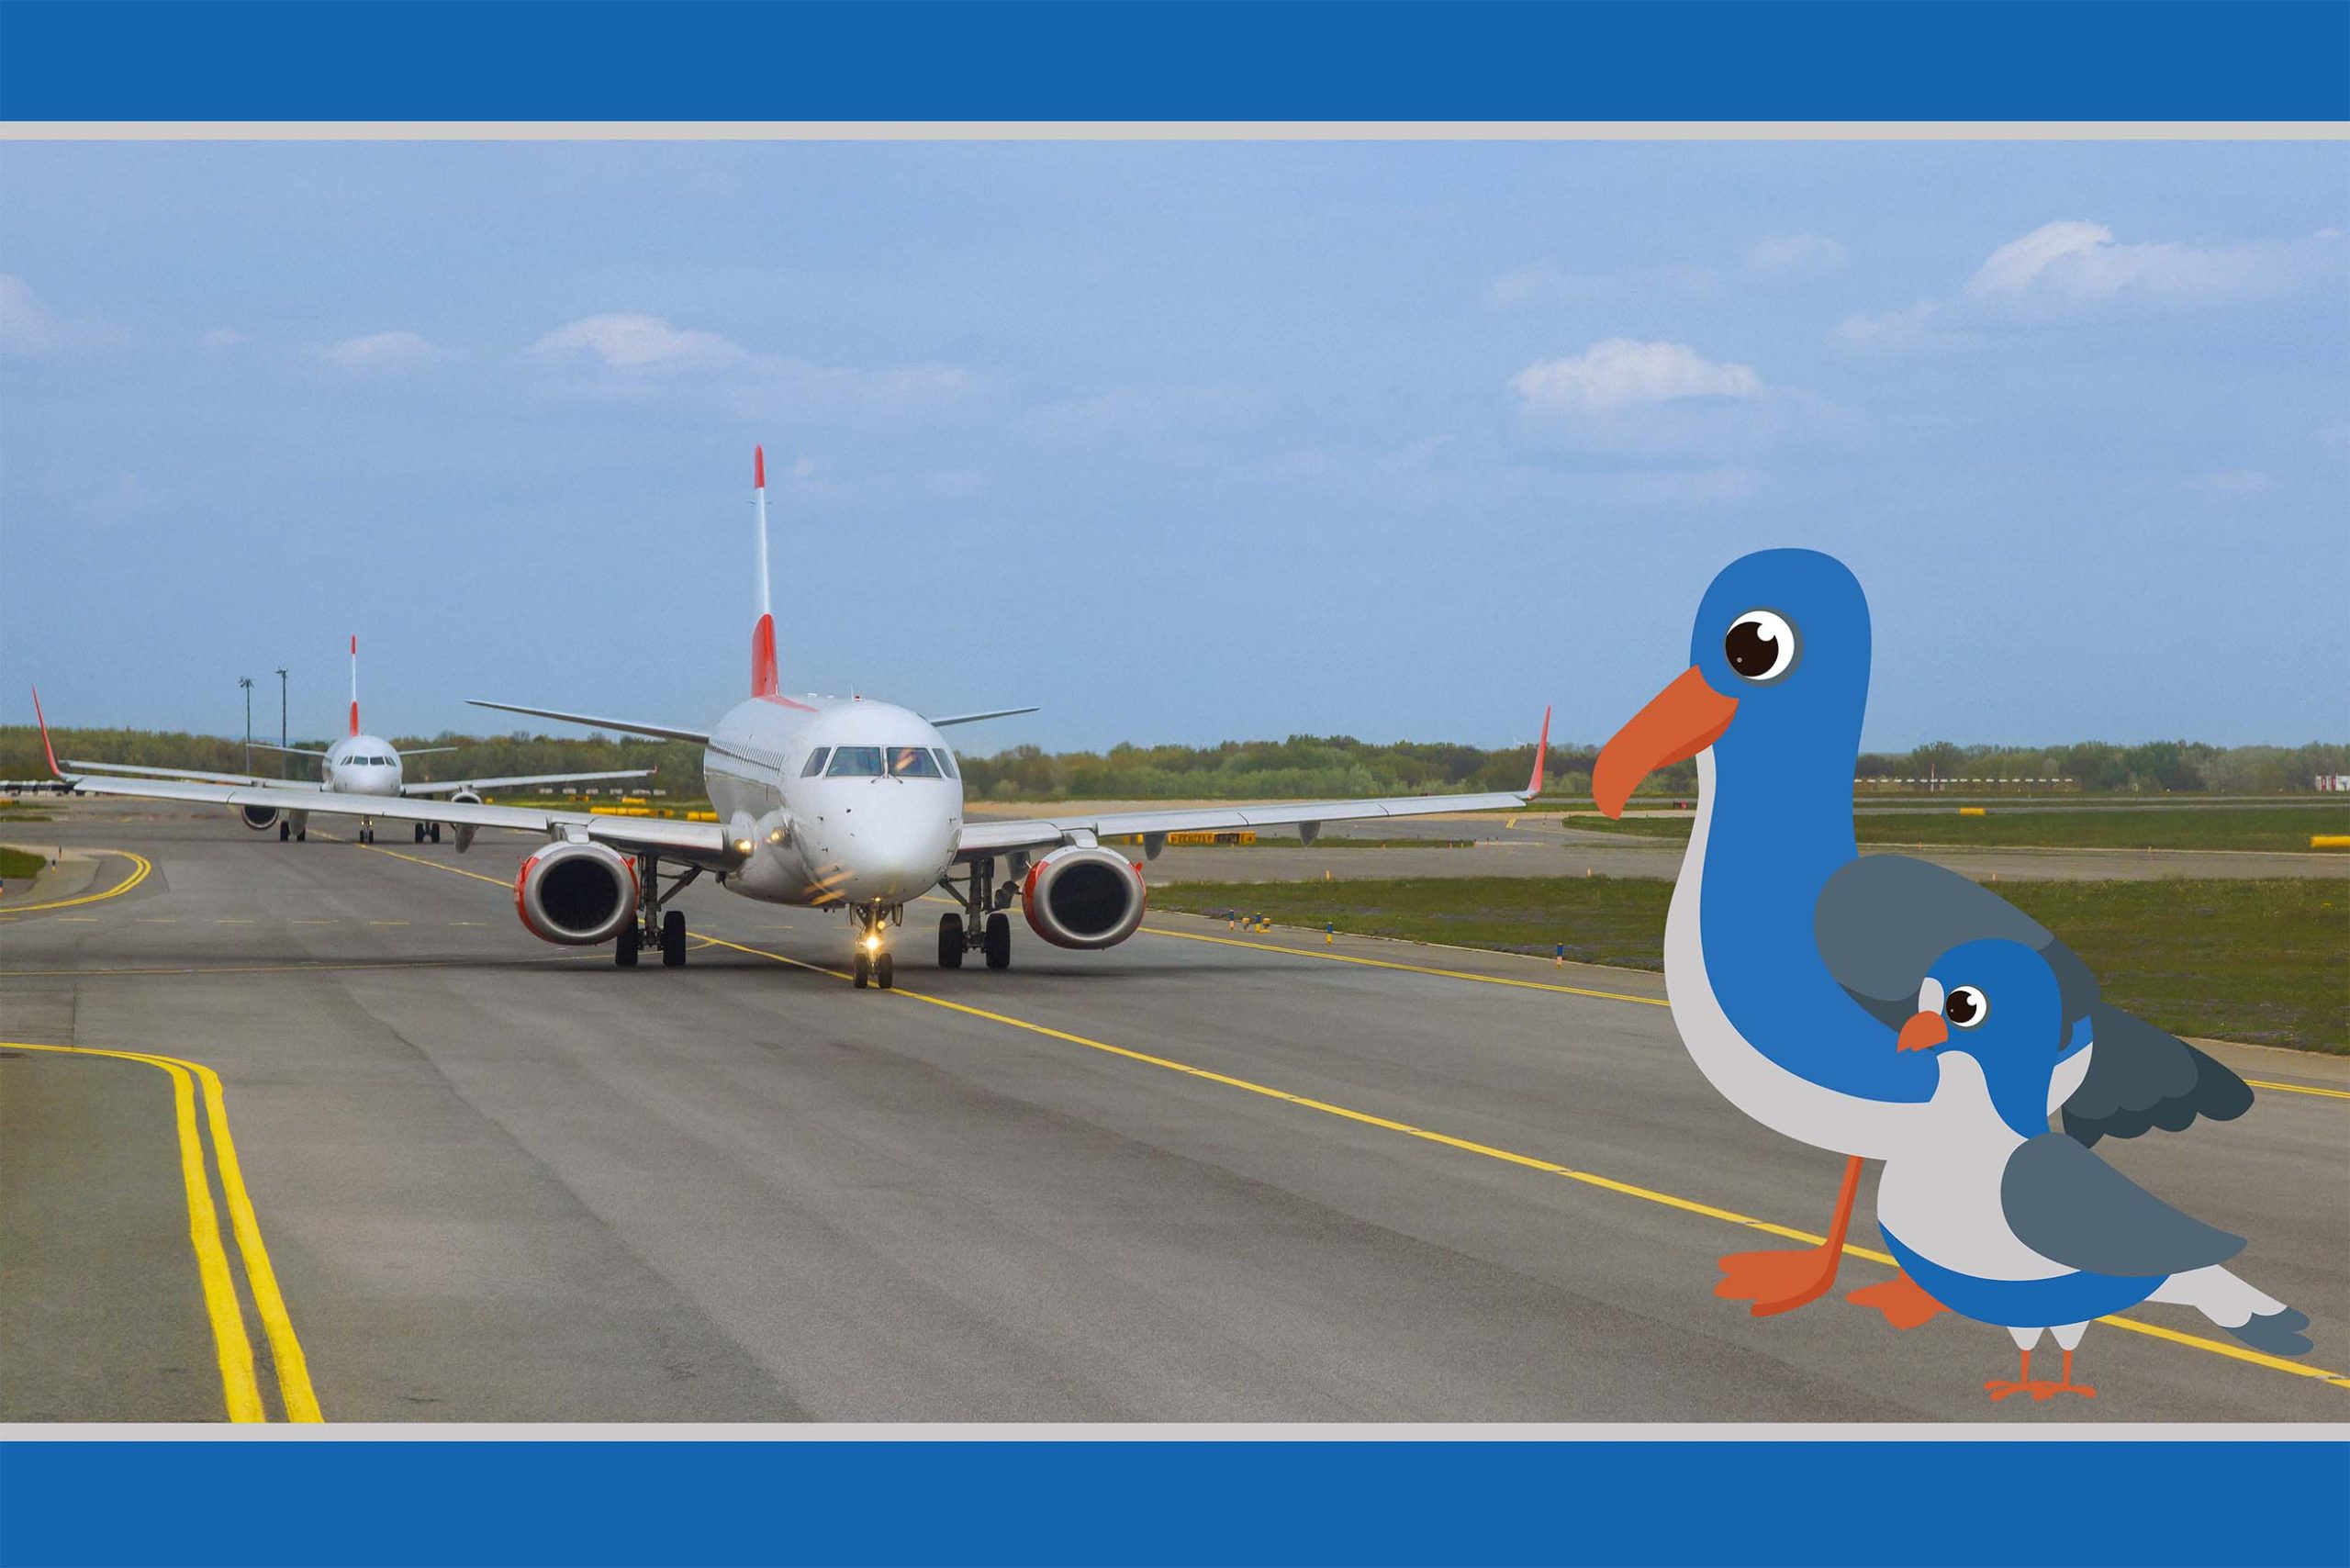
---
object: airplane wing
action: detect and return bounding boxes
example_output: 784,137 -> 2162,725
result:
253,742 -> 331,758
955,708 -> 1551,860
63,758 -> 326,790
401,768 -> 656,797
403,746 -> 464,756
467,699 -> 710,745
926,706 -> 1040,728
58,773 -> 744,868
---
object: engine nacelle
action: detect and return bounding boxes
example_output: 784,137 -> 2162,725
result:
448,792 -> 482,854
237,804 -> 281,832
514,841 -> 639,946
1021,844 -> 1147,949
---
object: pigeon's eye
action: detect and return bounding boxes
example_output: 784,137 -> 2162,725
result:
1723,610 -> 1799,683
1944,986 -> 1989,1030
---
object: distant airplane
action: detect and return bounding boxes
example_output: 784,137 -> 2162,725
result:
46,637 -> 654,845
39,448 -> 1547,987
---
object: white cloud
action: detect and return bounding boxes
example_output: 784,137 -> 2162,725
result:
198,327 -> 250,350
1844,220 -> 2346,348
1511,339 -> 1763,415
1961,219 -> 2337,307
0,274 -> 120,356
530,312 -> 749,372
326,330 -> 442,369
1746,233 -> 1848,275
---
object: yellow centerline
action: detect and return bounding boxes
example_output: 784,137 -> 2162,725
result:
357,840 -> 2348,1393
0,848 -> 153,913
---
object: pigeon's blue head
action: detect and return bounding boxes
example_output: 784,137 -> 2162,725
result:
1897,937 -> 2076,1138
1594,548 -> 1872,817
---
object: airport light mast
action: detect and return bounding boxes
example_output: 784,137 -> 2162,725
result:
239,675 -> 254,777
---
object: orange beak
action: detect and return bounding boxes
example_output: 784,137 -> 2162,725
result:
1897,1011 -> 1949,1053
1592,666 -> 1739,819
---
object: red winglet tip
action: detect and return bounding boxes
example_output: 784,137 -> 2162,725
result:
1528,705 -> 1552,797
755,444 -> 765,489
31,686 -> 62,777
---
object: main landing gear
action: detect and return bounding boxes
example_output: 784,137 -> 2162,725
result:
278,821 -> 291,841
614,853 -> 700,969
411,823 -> 442,844
356,820 -> 377,845
937,857 -> 1019,971
851,902 -> 901,990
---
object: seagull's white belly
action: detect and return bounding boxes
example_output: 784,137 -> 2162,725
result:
1664,752 -> 1919,1159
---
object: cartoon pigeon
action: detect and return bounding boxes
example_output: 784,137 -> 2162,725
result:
1592,548 -> 2251,1321
1877,937 -> 2309,1400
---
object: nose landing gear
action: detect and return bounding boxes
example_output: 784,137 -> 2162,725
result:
851,904 -> 900,990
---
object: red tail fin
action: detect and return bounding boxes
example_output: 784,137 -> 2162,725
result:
349,634 -> 362,736
1526,706 -> 1552,796
751,614 -> 778,698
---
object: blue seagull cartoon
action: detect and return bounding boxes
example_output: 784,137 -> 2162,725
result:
1876,937 -> 2309,1401
1591,549 -> 2253,1322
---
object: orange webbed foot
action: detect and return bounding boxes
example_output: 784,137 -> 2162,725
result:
1985,1378 -> 2097,1403
1847,1271 -> 1948,1329
1716,1245 -> 1842,1318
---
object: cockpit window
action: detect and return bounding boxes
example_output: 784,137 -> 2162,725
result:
800,747 -> 832,777
887,745 -> 942,778
825,745 -> 886,778
931,747 -> 958,779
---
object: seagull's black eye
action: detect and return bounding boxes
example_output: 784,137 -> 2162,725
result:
1944,986 -> 1989,1030
1723,610 -> 1799,683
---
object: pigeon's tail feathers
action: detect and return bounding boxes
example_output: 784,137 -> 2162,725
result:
2149,1265 -> 2312,1357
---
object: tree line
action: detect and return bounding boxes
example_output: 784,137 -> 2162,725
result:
3,726 -> 2341,802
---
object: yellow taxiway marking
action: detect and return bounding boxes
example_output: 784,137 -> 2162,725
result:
6,1040 -> 323,1421
1144,923 -> 2350,1103
697,930 -> 2345,1394
331,844 -> 2347,1391
2244,1078 -> 2350,1102
0,848 -> 153,913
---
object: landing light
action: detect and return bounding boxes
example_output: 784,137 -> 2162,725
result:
733,837 -> 755,856
862,933 -> 882,954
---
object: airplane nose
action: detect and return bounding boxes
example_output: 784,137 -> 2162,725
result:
841,815 -> 957,899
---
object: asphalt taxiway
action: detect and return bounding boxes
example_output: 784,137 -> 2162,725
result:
3,801 -> 2344,1423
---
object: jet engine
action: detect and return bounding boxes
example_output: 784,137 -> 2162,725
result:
237,804 -> 281,831
514,841 -> 638,946
449,791 -> 482,854
1021,844 -> 1147,949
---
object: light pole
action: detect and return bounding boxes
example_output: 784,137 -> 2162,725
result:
239,676 -> 254,777
274,666 -> 289,777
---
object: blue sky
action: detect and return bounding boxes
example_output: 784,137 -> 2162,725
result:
2,139 -> 2343,751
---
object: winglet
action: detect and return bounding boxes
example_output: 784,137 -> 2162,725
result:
1525,705 -> 1552,797
30,686 -> 62,778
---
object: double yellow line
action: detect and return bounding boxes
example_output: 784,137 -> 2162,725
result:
7,1041 -> 321,1423
0,847 -> 152,914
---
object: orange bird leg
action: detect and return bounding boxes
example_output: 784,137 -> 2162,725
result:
1716,1153 -> 1863,1317
1986,1345 -> 2097,1403
2052,1348 -> 2097,1400
1847,1271 -> 1949,1329
1986,1346 -> 2036,1401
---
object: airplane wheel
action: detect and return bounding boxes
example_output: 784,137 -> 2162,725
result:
413,823 -> 424,843
877,953 -> 895,991
985,912 -> 1013,969
853,953 -> 870,989
430,823 -> 442,844
660,911 -> 687,968
278,822 -> 290,841
297,828 -> 307,842
615,925 -> 641,967
937,913 -> 964,969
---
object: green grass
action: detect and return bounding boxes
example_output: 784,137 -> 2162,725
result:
1568,806 -> 2350,853
1152,876 -> 2347,1053
0,846 -> 48,880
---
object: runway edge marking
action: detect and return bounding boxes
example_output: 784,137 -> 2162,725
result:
6,1041 -> 324,1422
356,836 -> 2347,1393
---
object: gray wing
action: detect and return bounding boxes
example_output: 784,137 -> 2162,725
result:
1814,855 -> 2252,1147
2060,1003 -> 2255,1148
1815,855 -> 2098,1033
2001,1133 -> 2244,1278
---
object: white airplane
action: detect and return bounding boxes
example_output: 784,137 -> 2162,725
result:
46,637 -> 655,846
37,448 -> 1549,988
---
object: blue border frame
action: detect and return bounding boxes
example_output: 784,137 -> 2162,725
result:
3,1 -> 2345,123
5,1439 -> 2347,1567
